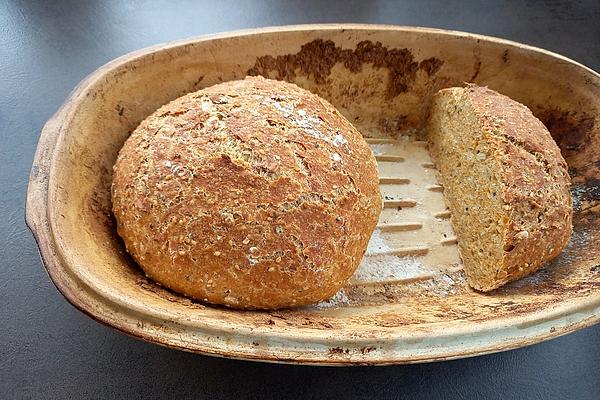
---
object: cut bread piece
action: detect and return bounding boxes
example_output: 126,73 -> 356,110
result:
427,85 -> 572,291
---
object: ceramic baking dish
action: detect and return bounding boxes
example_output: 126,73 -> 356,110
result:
26,25 -> 600,365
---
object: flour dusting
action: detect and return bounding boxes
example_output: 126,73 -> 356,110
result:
418,272 -> 465,297
365,229 -> 392,253
370,144 -> 387,155
353,230 -> 430,282
354,255 -> 427,282
313,289 -> 350,309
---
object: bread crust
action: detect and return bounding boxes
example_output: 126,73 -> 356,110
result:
111,76 -> 381,309
430,85 -> 572,291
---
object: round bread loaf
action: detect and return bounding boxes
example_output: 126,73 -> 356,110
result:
111,76 -> 382,309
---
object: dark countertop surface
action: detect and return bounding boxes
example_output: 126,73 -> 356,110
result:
1,1 -> 599,399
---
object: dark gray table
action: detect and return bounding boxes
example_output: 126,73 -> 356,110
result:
2,1 -> 599,399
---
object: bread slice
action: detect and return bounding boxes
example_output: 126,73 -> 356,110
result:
427,85 -> 572,291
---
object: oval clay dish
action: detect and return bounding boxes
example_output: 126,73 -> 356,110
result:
27,25 -> 600,365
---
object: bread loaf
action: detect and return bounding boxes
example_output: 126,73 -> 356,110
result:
427,85 -> 572,291
111,76 -> 382,309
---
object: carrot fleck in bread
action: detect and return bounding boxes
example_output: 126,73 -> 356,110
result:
111,76 -> 381,309
427,85 -> 572,291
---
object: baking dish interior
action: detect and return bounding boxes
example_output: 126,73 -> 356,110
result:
39,27 -> 600,359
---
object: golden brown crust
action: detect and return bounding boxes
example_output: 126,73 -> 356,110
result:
430,85 -> 572,291
111,76 -> 381,309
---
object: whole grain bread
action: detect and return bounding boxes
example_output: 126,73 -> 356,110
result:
111,76 -> 382,309
427,85 -> 572,291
